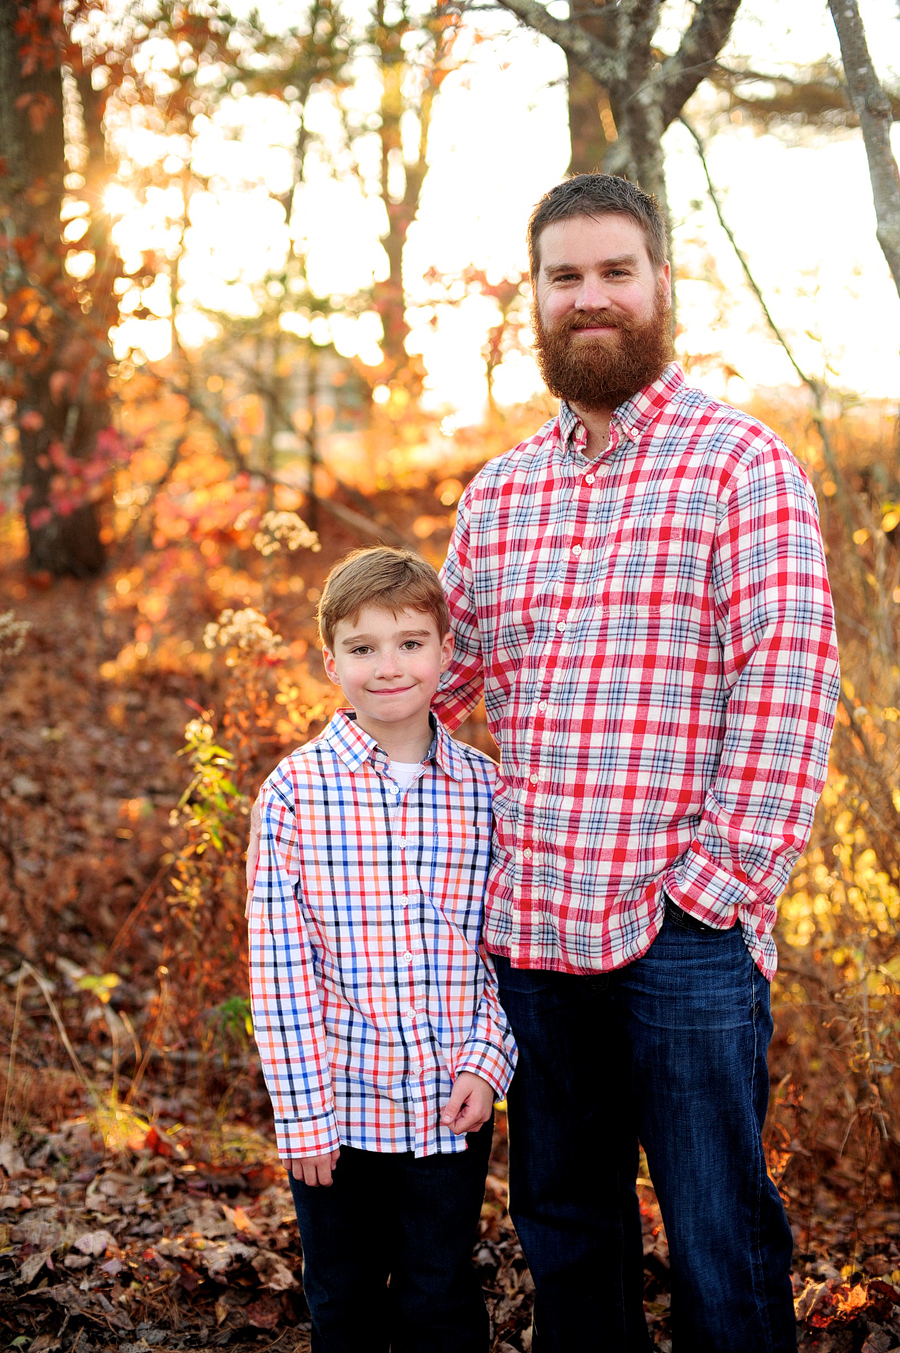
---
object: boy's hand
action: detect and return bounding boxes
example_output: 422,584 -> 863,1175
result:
441,1072 -> 495,1135
282,1149 -> 340,1187
245,800 -> 261,914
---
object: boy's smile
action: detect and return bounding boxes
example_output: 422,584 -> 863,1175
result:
323,605 -> 453,758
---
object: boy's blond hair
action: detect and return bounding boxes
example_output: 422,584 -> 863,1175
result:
317,547 -> 450,650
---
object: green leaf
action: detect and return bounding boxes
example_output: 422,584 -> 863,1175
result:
76,972 -> 122,1004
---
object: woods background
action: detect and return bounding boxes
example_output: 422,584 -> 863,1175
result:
1,1 -> 900,1348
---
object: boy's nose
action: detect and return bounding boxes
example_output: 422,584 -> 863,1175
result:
374,651 -> 402,677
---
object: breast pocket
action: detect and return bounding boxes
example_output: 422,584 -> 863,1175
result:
598,514 -> 685,614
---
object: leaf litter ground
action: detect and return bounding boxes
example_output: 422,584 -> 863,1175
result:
4,1116 -> 900,1352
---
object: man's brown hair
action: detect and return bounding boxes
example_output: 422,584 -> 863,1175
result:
317,547 -> 450,650
527,174 -> 668,280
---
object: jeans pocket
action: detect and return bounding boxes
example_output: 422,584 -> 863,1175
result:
664,893 -> 733,935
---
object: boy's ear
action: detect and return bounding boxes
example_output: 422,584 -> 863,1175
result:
439,630 -> 453,673
322,648 -> 341,685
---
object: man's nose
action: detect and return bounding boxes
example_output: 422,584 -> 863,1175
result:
575,276 -> 611,311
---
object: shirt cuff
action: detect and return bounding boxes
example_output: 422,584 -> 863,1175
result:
454,1041 -> 516,1101
274,1111 -> 341,1158
665,843 -> 772,929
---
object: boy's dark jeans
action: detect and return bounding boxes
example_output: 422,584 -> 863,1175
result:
493,898 -> 796,1353
287,1119 -> 493,1353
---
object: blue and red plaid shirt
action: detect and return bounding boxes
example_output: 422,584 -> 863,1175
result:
436,364 -> 840,980
248,710 -> 516,1159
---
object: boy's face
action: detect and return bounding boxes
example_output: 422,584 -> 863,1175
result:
323,605 -> 452,746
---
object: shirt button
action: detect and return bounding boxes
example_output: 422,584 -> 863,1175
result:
403,951 -> 413,962
572,544 -> 582,555
557,622 -> 566,632
399,895 -> 410,907
524,847 -> 533,859
585,474 -> 595,485
538,700 -> 548,712
407,1009 -> 417,1020
529,773 -> 539,785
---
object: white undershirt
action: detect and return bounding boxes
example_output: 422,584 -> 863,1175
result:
389,760 -> 423,789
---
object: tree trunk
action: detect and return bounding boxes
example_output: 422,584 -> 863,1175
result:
500,0 -> 741,261
827,0 -> 900,297
0,0 -> 105,577
566,2 -> 618,175
371,3 -> 457,396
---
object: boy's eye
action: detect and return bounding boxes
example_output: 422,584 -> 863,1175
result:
350,645 -> 372,655
401,640 -> 422,651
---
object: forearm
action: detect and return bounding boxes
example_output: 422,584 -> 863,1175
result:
666,449 -> 839,921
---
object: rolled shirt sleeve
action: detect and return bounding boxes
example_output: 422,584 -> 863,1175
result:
452,949 -> 516,1099
664,444 -> 840,939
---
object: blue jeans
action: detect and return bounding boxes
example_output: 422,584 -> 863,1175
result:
288,1119 -> 492,1353
493,901 -> 796,1353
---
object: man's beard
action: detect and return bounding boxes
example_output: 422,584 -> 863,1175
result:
532,287 -> 673,412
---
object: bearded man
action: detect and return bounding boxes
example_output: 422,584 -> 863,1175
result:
434,175 -> 839,1352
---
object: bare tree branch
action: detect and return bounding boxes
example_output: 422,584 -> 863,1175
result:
658,0 -> 742,130
494,0 -> 623,87
199,398 -> 413,548
679,114 -> 866,585
149,373 -> 414,549
827,0 -> 900,295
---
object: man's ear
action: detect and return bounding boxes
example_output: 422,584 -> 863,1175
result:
659,261 -> 672,309
439,631 -> 453,673
322,648 -> 341,685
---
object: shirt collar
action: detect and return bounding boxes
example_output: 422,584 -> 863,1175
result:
558,361 -> 685,454
323,709 -> 463,781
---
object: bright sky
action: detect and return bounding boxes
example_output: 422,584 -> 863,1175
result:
104,0 -> 900,419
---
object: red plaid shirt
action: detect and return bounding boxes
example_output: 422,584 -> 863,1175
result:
436,364 -> 839,980
248,711 -> 516,1159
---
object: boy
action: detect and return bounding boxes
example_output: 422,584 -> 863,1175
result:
247,547 -> 516,1353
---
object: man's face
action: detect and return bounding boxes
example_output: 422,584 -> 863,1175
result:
532,213 -> 673,413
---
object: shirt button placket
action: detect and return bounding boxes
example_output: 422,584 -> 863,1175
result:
398,798 -> 417,1054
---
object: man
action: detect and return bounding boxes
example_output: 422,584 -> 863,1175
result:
435,175 -> 839,1352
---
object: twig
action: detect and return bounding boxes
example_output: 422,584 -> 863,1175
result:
104,860 -> 170,965
680,117 -> 808,388
145,369 -> 414,548
111,434 -> 190,561
1,967 -> 25,1139
124,967 -> 170,1107
679,114 -> 866,572
15,963 -> 99,1107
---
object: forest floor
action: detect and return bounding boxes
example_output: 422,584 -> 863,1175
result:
3,531 -> 900,1351
4,1110 -> 900,1352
